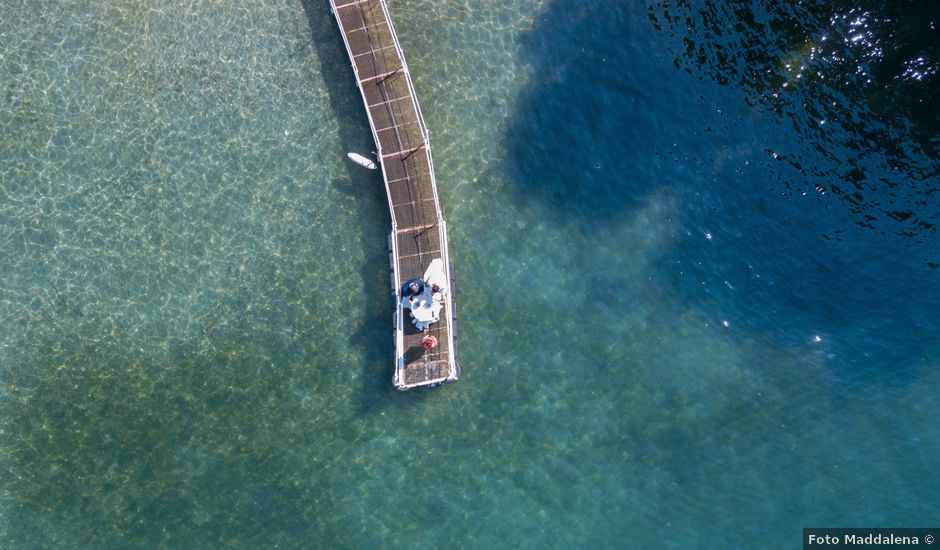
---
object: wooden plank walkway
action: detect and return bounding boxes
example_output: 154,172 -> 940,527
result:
329,0 -> 459,390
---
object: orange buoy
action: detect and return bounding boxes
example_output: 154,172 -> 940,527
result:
421,335 -> 438,350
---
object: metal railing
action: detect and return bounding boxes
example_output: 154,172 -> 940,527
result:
330,0 -> 457,388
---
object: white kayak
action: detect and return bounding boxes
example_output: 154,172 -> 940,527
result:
347,152 -> 377,170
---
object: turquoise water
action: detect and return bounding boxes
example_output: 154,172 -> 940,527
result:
2,0 -> 938,548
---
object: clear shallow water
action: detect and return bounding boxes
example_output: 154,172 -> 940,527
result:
1,0 -> 938,548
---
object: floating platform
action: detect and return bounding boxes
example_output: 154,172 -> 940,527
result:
329,0 -> 459,390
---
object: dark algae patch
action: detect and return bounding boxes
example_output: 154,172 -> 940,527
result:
3,326 -> 319,548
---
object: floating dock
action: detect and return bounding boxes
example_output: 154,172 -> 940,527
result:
330,0 -> 459,390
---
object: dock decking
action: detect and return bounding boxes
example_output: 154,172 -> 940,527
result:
329,0 -> 459,390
